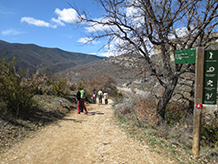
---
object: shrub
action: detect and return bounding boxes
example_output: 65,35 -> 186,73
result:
78,80 -> 86,90
69,84 -> 77,91
165,101 -> 191,125
0,97 -> 7,116
0,57 -> 70,116
201,111 -> 218,148
87,74 -> 117,96
113,89 -> 123,98
114,98 -> 133,118
0,58 -> 42,115
136,97 -> 160,126
44,75 -> 69,97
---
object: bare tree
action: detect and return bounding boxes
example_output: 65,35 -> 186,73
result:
71,0 -> 218,120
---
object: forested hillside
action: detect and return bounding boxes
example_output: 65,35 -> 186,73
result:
0,40 -> 105,74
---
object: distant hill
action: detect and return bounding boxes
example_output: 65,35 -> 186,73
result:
61,53 -> 147,86
0,40 -> 106,74
0,40 -> 147,86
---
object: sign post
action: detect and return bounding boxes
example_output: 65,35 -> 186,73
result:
192,47 -> 204,157
175,47 -> 218,157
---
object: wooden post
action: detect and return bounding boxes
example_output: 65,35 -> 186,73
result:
192,47 -> 204,157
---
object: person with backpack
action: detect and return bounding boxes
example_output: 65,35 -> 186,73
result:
98,89 -> 103,104
76,86 -> 88,114
103,91 -> 109,105
93,89 -> 97,104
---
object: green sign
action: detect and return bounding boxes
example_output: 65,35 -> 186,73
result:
175,48 -> 196,64
203,50 -> 218,105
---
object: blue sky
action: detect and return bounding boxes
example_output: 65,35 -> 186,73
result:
0,0 -> 108,56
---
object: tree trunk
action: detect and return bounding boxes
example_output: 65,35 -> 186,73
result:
157,76 -> 178,120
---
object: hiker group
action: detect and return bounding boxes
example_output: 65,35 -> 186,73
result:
93,89 -> 109,105
76,87 -> 109,114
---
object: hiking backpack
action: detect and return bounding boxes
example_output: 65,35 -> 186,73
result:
80,90 -> 86,99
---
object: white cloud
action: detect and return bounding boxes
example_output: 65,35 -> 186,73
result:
169,26 -> 198,39
85,18 -> 112,33
1,29 -> 26,35
50,17 -> 65,26
77,37 -> 117,57
98,44 -> 120,57
170,27 -> 188,39
77,37 -> 100,45
53,8 -> 79,24
77,37 -> 91,44
99,50 -> 116,57
20,8 -> 80,28
21,17 -> 50,27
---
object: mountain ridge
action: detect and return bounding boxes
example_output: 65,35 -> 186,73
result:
0,40 -> 106,74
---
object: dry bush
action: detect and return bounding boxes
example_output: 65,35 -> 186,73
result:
165,101 -> 192,125
114,93 -> 159,127
114,94 -> 194,144
136,97 -> 160,126
86,74 -> 117,96
157,113 -> 193,148
114,98 -> 133,119
113,93 -> 142,127
157,102 -> 194,147
201,110 -> 218,148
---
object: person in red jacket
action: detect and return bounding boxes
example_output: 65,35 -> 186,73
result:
76,86 -> 88,114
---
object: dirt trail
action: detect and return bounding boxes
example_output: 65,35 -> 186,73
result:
0,99 -> 175,164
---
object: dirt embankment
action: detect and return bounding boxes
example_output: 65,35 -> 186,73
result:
0,99 -> 175,164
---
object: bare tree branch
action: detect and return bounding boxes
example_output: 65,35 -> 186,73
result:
71,0 -> 218,120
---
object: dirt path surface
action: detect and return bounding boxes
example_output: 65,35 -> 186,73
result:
0,99 -> 175,164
